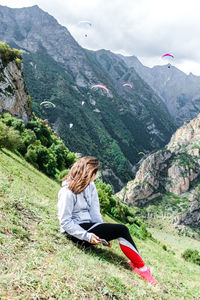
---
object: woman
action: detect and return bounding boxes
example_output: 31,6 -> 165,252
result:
57,156 -> 158,284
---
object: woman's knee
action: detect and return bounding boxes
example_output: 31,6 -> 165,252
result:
118,224 -> 129,234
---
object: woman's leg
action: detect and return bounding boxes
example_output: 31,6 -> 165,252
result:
80,222 -> 158,284
80,222 -> 145,269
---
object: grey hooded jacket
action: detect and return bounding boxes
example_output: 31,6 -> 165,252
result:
57,180 -> 103,242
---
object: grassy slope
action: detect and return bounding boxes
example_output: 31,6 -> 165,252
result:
0,149 -> 200,300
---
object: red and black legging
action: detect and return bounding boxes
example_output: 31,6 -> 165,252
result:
80,222 -> 145,269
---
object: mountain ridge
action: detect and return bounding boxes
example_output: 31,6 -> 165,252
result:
121,54 -> 200,126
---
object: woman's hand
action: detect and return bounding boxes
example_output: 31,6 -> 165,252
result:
90,234 -> 102,245
103,241 -> 112,248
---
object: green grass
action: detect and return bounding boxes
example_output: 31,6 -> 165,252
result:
0,149 -> 200,299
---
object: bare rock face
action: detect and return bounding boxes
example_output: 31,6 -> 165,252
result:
117,150 -> 172,206
101,167 -> 124,192
178,200 -> 200,226
0,58 -> 32,123
117,114 -> 200,226
167,115 -> 200,152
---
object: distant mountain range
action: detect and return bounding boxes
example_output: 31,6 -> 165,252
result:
120,55 -> 200,126
1,4 -> 197,190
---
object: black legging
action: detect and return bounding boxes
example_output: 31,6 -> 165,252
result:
79,222 -> 145,268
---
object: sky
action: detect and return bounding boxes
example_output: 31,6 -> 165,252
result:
0,0 -> 200,75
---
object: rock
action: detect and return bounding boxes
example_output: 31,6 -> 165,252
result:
0,58 -> 31,123
101,167 -> 124,192
117,114 -> 200,226
116,150 -> 172,205
178,200 -> 200,226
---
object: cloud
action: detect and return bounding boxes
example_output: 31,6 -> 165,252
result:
1,0 -> 200,75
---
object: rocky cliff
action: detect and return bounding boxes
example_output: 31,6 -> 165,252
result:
0,47 -> 32,123
117,114 -> 200,227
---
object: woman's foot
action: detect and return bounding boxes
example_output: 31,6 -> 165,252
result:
127,260 -> 158,285
127,259 -> 136,269
132,266 -> 158,285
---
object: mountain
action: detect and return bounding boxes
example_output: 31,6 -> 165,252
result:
121,55 -> 200,126
0,5 -> 176,190
117,113 -> 200,230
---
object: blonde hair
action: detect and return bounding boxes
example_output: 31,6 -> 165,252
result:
63,156 -> 99,194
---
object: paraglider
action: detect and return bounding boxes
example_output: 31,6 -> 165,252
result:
78,21 -> 92,27
91,84 -> 109,94
78,21 -> 92,37
123,83 -> 133,88
138,152 -> 145,155
69,123 -> 73,129
161,53 -> 174,69
40,101 -> 56,108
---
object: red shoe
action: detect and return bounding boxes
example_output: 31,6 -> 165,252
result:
133,266 -> 158,285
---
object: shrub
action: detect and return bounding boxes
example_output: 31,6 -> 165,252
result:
95,179 -> 150,240
0,42 -> 22,66
182,249 -> 200,265
0,120 -> 22,151
55,169 -> 70,182
15,58 -> 21,69
128,221 -> 151,240
0,113 -> 76,179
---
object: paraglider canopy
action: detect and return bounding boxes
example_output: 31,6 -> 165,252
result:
138,152 -> 145,155
78,21 -> 92,27
91,84 -> 109,94
81,101 -> 85,106
161,53 -> 174,69
69,123 -> 73,129
161,53 -> 174,58
40,101 -> 56,108
123,83 -> 133,88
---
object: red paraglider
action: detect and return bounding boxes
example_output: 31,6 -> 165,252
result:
91,84 -> 109,94
161,53 -> 174,69
161,53 -> 174,58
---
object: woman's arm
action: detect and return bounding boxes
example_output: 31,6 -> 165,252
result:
58,188 -> 92,242
89,182 -> 103,223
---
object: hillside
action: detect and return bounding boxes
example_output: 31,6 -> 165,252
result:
1,149 -> 200,299
0,5 -> 176,190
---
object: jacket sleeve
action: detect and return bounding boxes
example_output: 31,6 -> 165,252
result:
58,188 -> 92,242
89,182 -> 103,223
